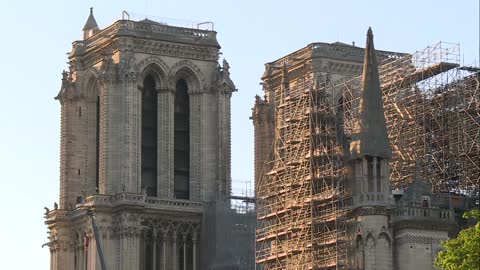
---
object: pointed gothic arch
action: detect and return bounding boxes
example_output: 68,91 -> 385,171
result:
169,62 -> 203,200
376,232 -> 393,269
169,60 -> 204,92
135,57 -> 170,87
84,68 -> 101,98
356,235 -> 365,270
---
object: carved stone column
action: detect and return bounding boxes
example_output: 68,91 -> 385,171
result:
107,230 -> 116,270
134,229 -> 142,270
49,249 -> 54,270
182,235 -> 187,270
152,230 -> 157,270
362,157 -> 368,193
192,232 -> 198,270
161,233 -> 167,270
172,234 -> 178,270
383,159 -> 389,198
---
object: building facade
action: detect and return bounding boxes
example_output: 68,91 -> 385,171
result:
252,29 -> 465,270
45,9 -> 238,270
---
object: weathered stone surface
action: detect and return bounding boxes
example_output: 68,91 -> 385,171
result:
46,9 -> 236,270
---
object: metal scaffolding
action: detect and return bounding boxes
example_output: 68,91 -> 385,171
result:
256,41 -> 479,269
340,42 -> 479,193
256,72 -> 348,269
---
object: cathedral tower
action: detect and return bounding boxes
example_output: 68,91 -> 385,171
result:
45,9 -> 236,270
349,28 -> 393,270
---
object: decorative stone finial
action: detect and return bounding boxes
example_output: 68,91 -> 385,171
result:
62,70 -> 68,81
222,58 -> 230,77
83,7 -> 99,39
255,95 -> 262,104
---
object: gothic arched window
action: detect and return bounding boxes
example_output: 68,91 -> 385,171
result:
95,94 -> 100,190
141,75 -> 158,196
86,77 -> 100,195
174,79 -> 190,199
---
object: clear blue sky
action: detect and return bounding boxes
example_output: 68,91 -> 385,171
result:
0,0 -> 477,268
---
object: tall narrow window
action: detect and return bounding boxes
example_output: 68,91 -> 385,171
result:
367,156 -> 374,192
376,158 -> 382,193
174,79 -> 190,199
141,75 -> 158,196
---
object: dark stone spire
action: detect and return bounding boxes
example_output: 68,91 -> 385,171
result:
83,7 -> 99,31
349,27 -> 392,159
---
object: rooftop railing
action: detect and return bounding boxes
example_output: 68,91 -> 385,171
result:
73,19 -> 217,49
392,205 -> 454,222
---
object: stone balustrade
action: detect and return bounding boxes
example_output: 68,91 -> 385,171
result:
117,20 -> 216,38
352,192 -> 391,206
84,193 -> 204,212
269,42 -> 407,70
46,193 -> 204,221
392,206 -> 454,222
73,19 -> 216,50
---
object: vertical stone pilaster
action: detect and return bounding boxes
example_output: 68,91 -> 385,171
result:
161,234 -> 167,270
362,157 -> 368,193
217,91 -> 232,200
192,233 -> 198,270
58,96 -> 88,209
152,231 -> 157,270
58,102 -> 71,209
158,88 -> 174,198
99,58 -> 125,195
59,243 -> 74,270
383,159 -> 390,197
200,91 -> 218,201
166,233 -> 173,270
189,91 -> 202,200
112,76 -> 126,195
107,232 -> 112,269
132,230 -> 141,270
373,157 -> 378,193
118,231 -> 125,269
50,249 -> 53,270
182,235 -> 187,270
355,161 -> 362,193
125,73 -> 140,193
85,96 -> 99,197
172,234 -> 178,270
98,76 -> 112,195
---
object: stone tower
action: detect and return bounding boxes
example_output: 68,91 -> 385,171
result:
348,28 -> 394,270
45,9 -> 236,270
253,27 -> 462,270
